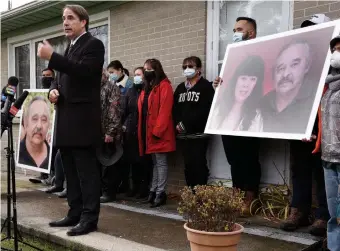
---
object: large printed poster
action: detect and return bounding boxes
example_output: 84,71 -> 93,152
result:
205,21 -> 340,140
16,89 -> 55,174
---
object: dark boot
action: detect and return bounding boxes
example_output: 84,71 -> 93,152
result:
141,191 -> 156,204
126,183 -> 139,198
308,219 -> 327,237
100,192 -> 116,203
280,207 -> 310,231
150,192 -> 167,208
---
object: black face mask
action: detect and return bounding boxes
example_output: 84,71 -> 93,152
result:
144,70 -> 156,82
41,77 -> 54,89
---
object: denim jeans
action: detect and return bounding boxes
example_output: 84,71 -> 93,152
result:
323,161 -> 340,251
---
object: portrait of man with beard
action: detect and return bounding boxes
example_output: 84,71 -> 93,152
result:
18,95 -> 52,171
260,40 -> 316,134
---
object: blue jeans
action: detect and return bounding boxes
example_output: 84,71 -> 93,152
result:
323,161 -> 340,251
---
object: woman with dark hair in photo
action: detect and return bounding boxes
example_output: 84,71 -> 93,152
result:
217,55 -> 265,131
137,58 -> 176,208
173,56 -> 215,188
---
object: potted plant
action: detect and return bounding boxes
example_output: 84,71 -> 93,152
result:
178,185 -> 245,251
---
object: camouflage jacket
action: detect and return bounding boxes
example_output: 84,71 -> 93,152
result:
100,79 -> 122,141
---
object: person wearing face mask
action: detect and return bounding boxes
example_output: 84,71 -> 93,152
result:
313,35 -> 340,251
173,56 -> 214,188
107,60 -> 133,96
98,68 -> 122,203
41,68 -> 55,89
232,17 -> 257,43
122,67 -> 153,199
212,17 -> 260,217
138,58 -> 176,208
107,60 -> 133,195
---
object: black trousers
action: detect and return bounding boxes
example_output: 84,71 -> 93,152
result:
222,135 -> 261,193
130,154 -> 153,193
59,147 -> 100,224
290,141 -> 329,220
54,150 -> 65,189
101,157 -> 123,196
180,138 -> 210,188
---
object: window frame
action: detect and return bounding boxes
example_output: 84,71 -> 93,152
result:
206,0 -> 293,80
7,10 -> 110,95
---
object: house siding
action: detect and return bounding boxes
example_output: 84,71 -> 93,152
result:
293,1 -> 340,28
1,40 -> 8,90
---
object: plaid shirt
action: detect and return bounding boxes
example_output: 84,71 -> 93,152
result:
100,79 -> 122,141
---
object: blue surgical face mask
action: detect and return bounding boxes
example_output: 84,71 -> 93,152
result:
134,75 -> 143,85
183,68 -> 196,79
233,32 -> 244,43
109,73 -> 119,82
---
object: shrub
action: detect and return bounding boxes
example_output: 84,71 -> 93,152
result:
178,185 -> 244,232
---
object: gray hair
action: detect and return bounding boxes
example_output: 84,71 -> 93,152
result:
25,96 -> 50,121
273,40 -> 312,78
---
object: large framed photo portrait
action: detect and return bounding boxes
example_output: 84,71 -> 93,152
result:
16,89 -> 56,174
205,21 -> 340,140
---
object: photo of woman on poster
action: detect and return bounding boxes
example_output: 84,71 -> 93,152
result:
216,55 -> 265,132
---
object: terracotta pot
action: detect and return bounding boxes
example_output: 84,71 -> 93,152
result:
184,223 -> 244,251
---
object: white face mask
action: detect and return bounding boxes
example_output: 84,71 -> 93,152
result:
183,68 -> 196,79
233,32 -> 244,43
134,75 -> 143,85
330,51 -> 340,69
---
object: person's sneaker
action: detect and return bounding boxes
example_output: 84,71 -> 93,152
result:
280,207 -> 310,231
41,176 -> 54,186
308,219 -> 327,237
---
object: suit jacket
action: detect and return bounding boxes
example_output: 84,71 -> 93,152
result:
49,32 -> 105,147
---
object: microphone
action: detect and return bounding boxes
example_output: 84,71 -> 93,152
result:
9,91 -> 29,118
1,91 -> 29,137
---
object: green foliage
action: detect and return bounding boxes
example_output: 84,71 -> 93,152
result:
1,233 -> 72,251
250,184 -> 290,221
178,184 -> 244,232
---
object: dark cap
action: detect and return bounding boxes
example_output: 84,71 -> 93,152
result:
330,35 -> 340,51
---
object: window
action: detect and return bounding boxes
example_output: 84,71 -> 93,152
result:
35,36 -> 68,88
15,44 -> 30,96
35,24 -> 109,88
206,1 -> 291,79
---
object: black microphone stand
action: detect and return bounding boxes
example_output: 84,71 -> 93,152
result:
1,112 -> 43,251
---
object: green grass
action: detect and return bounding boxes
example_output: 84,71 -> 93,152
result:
1,233 -> 72,251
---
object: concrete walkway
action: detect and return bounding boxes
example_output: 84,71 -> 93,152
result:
1,172 -> 312,251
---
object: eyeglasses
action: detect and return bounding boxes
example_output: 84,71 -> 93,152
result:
182,65 -> 195,70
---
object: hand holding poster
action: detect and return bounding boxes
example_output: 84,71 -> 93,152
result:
16,89 -> 55,174
205,21 -> 340,140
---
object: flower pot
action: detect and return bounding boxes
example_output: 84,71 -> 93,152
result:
184,223 -> 244,251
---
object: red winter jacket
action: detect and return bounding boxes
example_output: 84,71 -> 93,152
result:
138,78 -> 176,155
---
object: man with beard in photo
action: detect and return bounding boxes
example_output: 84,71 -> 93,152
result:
19,96 -> 51,169
260,41 -> 315,133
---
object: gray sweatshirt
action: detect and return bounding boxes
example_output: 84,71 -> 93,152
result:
321,69 -> 340,163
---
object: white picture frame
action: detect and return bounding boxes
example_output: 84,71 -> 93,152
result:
205,20 -> 340,140
16,89 -> 55,174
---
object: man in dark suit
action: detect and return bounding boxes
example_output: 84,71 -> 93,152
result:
37,4 -> 104,236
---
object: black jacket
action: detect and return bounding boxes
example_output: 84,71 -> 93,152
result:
173,77 -> 215,135
49,33 -> 105,147
121,84 -> 143,162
